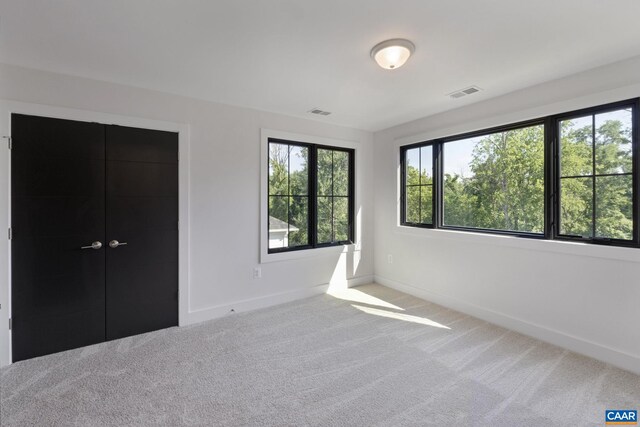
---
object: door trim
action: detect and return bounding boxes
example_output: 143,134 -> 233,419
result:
0,100 -> 190,367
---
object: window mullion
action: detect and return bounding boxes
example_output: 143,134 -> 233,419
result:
331,151 -> 335,242
309,146 -> 317,248
634,99 -> 640,245
418,147 -> 422,223
287,145 -> 291,240
591,114 -> 596,239
545,117 -> 554,240
434,141 -> 443,228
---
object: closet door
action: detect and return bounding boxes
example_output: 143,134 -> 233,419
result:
11,114 -> 106,362
105,125 -> 178,340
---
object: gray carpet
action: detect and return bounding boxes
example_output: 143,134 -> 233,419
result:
1,284 -> 638,426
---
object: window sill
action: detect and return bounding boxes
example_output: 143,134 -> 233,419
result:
395,225 -> 640,263
261,243 -> 358,264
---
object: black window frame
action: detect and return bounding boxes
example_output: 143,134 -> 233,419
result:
400,142 -> 436,228
400,98 -> 640,249
552,99 -> 639,247
267,138 -> 355,254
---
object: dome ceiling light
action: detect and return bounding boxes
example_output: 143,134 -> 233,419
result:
370,39 -> 415,70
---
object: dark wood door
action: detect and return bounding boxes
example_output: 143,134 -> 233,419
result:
105,125 -> 178,340
11,114 -> 107,362
11,116 -> 179,361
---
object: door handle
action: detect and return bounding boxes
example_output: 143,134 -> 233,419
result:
109,240 -> 128,249
81,241 -> 103,250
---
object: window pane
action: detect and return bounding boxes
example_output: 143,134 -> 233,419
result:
334,197 -> 350,242
333,151 -> 349,196
268,143 -> 289,195
406,185 -> 420,223
595,109 -> 632,175
289,146 -> 308,195
317,196 -> 332,243
317,149 -> 332,196
335,220 -> 349,242
288,196 -> 309,247
268,196 -> 289,249
596,175 -> 633,240
316,148 -> 352,244
404,146 -> 433,225
405,148 -> 420,186
421,185 -> 433,224
420,146 -> 433,183
560,116 -> 593,177
443,125 -> 544,232
560,177 -> 593,238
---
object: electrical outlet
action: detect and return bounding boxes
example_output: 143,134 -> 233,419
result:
253,267 -> 262,279
387,254 -> 393,264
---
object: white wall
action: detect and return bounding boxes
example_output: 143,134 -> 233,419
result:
0,63 -> 375,365
373,55 -> 640,374
4,54 -> 640,373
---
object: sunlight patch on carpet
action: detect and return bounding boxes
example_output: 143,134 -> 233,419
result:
351,304 -> 450,329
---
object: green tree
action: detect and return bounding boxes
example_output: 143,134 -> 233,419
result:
268,143 -> 309,246
434,113 -> 632,240
559,114 -> 632,239
443,125 -> 544,232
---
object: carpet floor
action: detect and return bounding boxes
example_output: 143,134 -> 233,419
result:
1,283 -> 639,426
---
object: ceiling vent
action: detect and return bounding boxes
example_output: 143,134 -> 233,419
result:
448,86 -> 482,100
308,108 -> 331,116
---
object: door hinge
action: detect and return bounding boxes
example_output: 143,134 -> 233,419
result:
2,136 -> 10,149
8,228 -> 11,240
8,318 -> 11,330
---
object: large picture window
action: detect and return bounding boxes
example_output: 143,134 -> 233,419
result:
442,123 -> 545,234
400,99 -> 638,248
268,138 -> 354,253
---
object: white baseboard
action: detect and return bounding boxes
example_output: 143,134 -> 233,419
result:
186,275 -> 374,326
374,275 -> 640,375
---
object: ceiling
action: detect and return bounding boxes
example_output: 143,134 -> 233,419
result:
2,1 -> 640,131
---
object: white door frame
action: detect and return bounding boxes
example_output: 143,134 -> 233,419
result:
0,100 -> 190,367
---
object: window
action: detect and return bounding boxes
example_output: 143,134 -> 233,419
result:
557,105 -> 634,242
268,138 -> 354,253
317,148 -> 352,244
400,98 -> 639,248
401,144 -> 434,226
442,123 -> 545,234
268,142 -> 310,250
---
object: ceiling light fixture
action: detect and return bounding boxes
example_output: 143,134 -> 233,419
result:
370,39 -> 415,70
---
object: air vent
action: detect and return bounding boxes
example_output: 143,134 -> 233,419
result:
308,108 -> 331,116
448,85 -> 482,100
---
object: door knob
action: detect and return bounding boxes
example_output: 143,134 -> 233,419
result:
81,241 -> 102,250
109,240 -> 128,249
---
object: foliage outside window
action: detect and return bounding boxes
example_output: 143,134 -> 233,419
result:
404,145 -> 433,225
268,143 -> 309,249
442,124 -> 545,233
317,149 -> 351,244
558,107 -> 633,241
400,99 -> 638,248
268,139 -> 353,252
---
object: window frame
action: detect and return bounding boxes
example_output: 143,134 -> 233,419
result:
400,98 -> 640,249
551,98 -> 640,247
267,137 -> 355,255
400,141 -> 436,229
